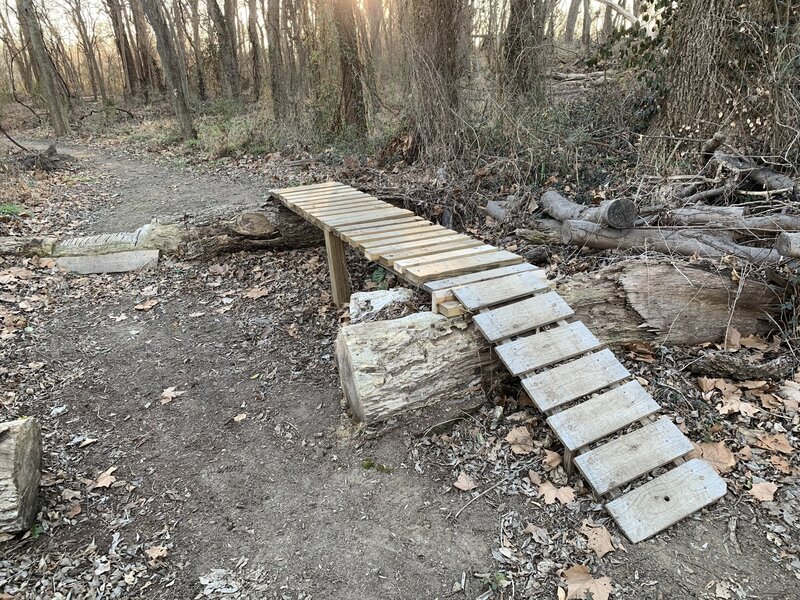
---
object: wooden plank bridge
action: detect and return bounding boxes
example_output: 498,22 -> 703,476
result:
270,181 -> 727,544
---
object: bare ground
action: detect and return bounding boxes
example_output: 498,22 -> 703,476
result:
1,140 -> 797,599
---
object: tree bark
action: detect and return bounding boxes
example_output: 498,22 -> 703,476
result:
68,0 -> 109,104
1,205 -> 322,259
561,220 -> 783,264
207,0 -> 241,99
247,0 -> 264,99
16,0 -> 70,135
541,190 -> 639,228
266,0 -> 287,118
0,418 -> 41,533
776,232 -> 800,258
503,0 -> 546,97
336,312 -> 500,423
564,0 -> 581,43
105,0 -> 140,100
333,0 -> 367,132
141,0 -> 196,139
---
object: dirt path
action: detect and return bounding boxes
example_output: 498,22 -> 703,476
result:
2,141 -> 797,599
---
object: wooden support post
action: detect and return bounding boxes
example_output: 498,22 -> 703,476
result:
324,230 -> 352,306
563,448 -> 575,476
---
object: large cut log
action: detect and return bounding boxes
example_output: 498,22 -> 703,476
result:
555,260 -> 780,345
0,203 -> 323,258
687,353 -> 792,381
336,312 -> 500,423
0,418 -> 41,533
541,190 -> 639,229
776,232 -> 800,258
561,220 -> 783,264
666,207 -> 800,233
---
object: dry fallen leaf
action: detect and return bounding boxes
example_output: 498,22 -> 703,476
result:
523,523 -> 549,544
749,481 -> 778,502
453,472 -> 478,491
716,392 -> 759,417
95,466 -> 117,488
538,480 -> 575,505
689,441 -> 736,474
754,432 -> 793,455
65,503 -> 81,518
505,426 -> 535,455
243,286 -> 269,299
580,521 -> 615,558
543,449 -> 562,471
233,412 -> 247,422
134,298 -> 159,311
561,564 -> 613,600
160,387 -> 187,405
770,455 -> 792,474
697,377 -> 716,393
740,334 -> 769,350
145,545 -> 168,564
724,327 -> 741,351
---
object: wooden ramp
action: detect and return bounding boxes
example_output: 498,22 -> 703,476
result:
270,181 -> 727,543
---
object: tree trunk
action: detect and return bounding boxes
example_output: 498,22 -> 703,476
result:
581,0 -> 591,49
140,0 -> 195,138
247,0 -> 263,99
643,0 -> 794,168
266,0 -> 287,118
540,190 -> 639,228
336,312 -> 500,423
333,0 -> 367,132
188,0 -> 206,100
564,0 -> 581,42
69,0 -> 109,104
105,0 -> 140,100
364,0 -> 382,56
207,0 -> 241,99
503,0 -> 546,98
0,418 -> 41,534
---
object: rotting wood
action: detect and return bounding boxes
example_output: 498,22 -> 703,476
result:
56,250 -> 159,274
0,418 -> 41,533
335,312 -> 502,423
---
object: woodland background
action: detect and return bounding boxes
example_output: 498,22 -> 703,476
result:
1,0 -> 798,180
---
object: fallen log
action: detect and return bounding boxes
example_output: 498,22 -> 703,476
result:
336,312 -> 501,423
713,151 -> 798,194
561,220 -> 783,264
776,232 -> 800,258
687,353 -> 792,381
666,207 -> 800,232
556,260 -> 780,346
0,418 -> 41,533
0,204 -> 323,258
541,190 -> 638,229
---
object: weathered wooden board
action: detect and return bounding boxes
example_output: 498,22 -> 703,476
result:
57,250 -> 159,274
495,321 -> 601,376
606,459 -> 727,543
305,201 -> 390,217
364,234 -> 471,260
346,222 -> 441,244
273,181 -> 347,194
292,196 -> 377,210
522,349 -> 629,412
288,189 -> 371,203
393,245 -> 498,270
574,417 -> 693,494
403,251 -> 524,285
351,227 -> 452,249
472,291 -> 574,343
452,270 -> 549,311
377,239 -> 487,265
336,217 -> 425,235
546,380 -> 659,451
422,263 -> 542,293
321,208 -> 414,229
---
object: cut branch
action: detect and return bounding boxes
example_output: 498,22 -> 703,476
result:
541,190 -> 638,229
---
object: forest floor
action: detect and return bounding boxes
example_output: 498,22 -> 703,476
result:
0,134 -> 798,599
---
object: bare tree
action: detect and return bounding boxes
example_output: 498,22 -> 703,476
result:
503,0 -> 546,97
105,0 -> 140,99
66,0 -> 109,103
15,0 -> 69,134
564,0 -> 581,43
141,0 -> 195,138
246,0 -> 263,98
266,0 -> 286,118
332,0 -> 367,132
207,0 -> 241,99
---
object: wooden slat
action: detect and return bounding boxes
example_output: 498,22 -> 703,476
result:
393,245 -> 498,270
364,233 -> 471,260
574,418 -> 693,495
495,321 -> 601,376
347,223 -> 444,245
606,459 -> 727,543
403,251 -> 524,285
378,238 -> 487,265
452,270 -> 549,311
278,188 -> 358,202
336,217 -> 426,235
320,208 -> 414,228
546,380 -> 659,451
278,184 -> 352,198
290,195 -> 376,209
422,263 -> 542,292
304,201 -> 389,217
472,291 -> 573,343
522,349 -> 630,412
350,227 -> 451,249
272,181 -> 346,194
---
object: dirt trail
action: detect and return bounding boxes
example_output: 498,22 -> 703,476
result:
3,141 -> 795,599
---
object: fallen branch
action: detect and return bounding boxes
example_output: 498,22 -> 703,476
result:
0,124 -> 31,153
561,220 -> 783,264
776,232 -> 800,258
687,352 -> 793,381
713,151 -> 798,194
